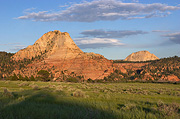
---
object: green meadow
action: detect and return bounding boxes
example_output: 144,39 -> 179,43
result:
0,81 -> 179,119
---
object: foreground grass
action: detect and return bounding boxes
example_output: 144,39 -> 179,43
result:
0,81 -> 179,119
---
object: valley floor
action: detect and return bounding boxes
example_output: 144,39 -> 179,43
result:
0,81 -> 180,119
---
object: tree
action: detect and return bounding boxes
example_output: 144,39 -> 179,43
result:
18,74 -> 24,81
87,78 -> 94,83
37,70 -> 50,81
11,73 -> 18,81
30,75 -> 35,81
24,76 -> 29,81
0,73 -> 3,80
66,77 -> 78,83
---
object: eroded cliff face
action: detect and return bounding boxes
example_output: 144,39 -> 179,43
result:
12,30 -> 113,80
13,30 -> 83,60
124,50 -> 159,62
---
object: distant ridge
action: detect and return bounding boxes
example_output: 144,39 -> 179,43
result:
124,50 -> 159,61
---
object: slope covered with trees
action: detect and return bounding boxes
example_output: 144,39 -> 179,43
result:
0,51 -> 180,82
107,56 -> 180,82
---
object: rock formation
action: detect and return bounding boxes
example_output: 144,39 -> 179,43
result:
11,31 -> 179,82
12,30 -> 113,80
124,50 -> 159,62
12,30 -> 83,60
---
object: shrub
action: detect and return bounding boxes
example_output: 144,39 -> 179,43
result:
37,70 -> 50,82
3,88 -> 14,98
24,76 -> 30,81
31,85 -> 39,90
55,85 -> 63,92
121,103 -> 137,111
157,100 -> 179,116
18,82 -> 29,87
72,89 -> 86,97
30,75 -> 35,81
87,78 -> 94,83
66,77 -> 79,83
10,73 -> 18,81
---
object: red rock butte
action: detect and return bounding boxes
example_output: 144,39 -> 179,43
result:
12,30 -> 114,80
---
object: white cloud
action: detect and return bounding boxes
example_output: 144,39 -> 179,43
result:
80,29 -> 148,38
163,32 -> 180,44
59,5 -> 69,8
24,8 -> 36,12
75,37 -> 124,49
16,0 -> 180,22
0,43 -> 21,46
152,30 -> 170,33
9,45 -> 26,52
132,0 -> 139,3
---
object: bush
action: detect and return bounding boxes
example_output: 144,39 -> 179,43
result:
3,88 -> 14,98
37,70 -> 50,82
157,100 -> 179,116
87,78 -> 94,83
31,85 -> 39,90
72,89 -> 86,97
30,75 -> 35,81
121,103 -> 137,111
55,85 -> 63,92
18,82 -> 29,87
66,77 -> 79,83
10,73 -> 18,81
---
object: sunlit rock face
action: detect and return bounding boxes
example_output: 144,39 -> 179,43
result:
12,30 -> 113,80
124,50 -> 159,62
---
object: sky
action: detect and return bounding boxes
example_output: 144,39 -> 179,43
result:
0,0 -> 180,60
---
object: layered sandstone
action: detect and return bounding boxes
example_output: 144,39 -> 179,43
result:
13,30 -> 83,60
124,50 -> 159,62
12,30 -> 113,80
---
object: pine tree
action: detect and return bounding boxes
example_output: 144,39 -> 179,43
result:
30,75 -> 35,81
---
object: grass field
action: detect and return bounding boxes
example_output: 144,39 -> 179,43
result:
0,81 -> 180,119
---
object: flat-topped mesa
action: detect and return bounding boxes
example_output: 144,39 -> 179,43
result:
124,50 -> 159,62
12,30 -> 83,60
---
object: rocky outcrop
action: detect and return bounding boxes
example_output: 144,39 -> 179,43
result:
161,74 -> 179,81
124,50 -> 159,62
12,30 -> 83,60
12,30 -> 113,80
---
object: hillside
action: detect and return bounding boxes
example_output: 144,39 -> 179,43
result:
0,30 -> 179,82
107,56 -> 180,82
140,56 -> 180,81
11,30 -> 113,80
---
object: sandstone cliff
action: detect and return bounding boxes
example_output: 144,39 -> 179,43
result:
13,30 -> 83,60
124,50 -> 159,62
12,30 -> 113,80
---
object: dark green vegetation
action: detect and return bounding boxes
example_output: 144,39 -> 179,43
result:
113,60 -> 157,63
0,52 -> 33,78
0,52 -> 44,81
144,56 -> 180,79
0,52 -> 15,75
109,56 -> 180,82
0,51 -> 180,82
0,81 -> 179,119
37,70 -> 50,81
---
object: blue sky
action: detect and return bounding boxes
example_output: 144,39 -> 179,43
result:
0,0 -> 180,59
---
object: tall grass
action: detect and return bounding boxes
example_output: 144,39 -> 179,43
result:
0,81 -> 179,119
